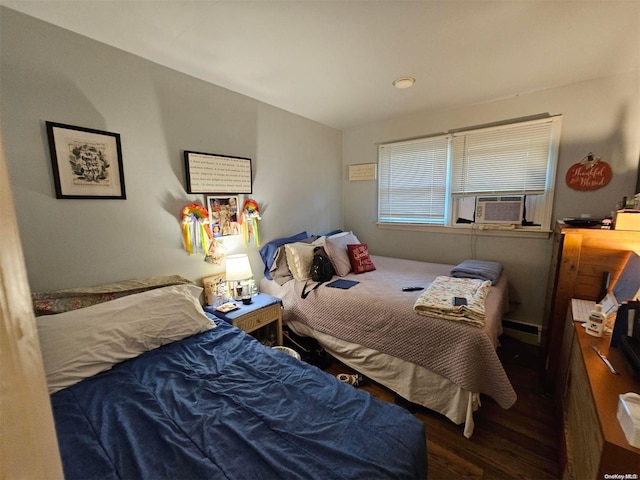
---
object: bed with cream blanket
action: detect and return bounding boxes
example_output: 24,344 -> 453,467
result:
260,253 -> 516,438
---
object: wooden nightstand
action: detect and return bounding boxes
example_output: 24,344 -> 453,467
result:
204,293 -> 283,345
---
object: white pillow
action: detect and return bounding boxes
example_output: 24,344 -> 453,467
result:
285,237 -> 325,281
37,284 -> 214,394
324,231 -> 360,276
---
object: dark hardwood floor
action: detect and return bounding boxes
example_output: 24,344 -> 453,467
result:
325,335 -> 562,479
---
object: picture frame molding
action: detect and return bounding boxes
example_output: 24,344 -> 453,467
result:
45,121 -> 126,200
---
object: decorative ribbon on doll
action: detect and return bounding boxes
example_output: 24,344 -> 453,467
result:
180,203 -> 213,255
240,199 -> 261,247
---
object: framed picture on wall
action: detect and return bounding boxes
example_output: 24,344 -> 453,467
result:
207,196 -> 240,237
46,121 -> 126,199
184,150 -> 252,194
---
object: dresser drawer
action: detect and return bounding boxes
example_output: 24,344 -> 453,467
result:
565,335 -> 603,479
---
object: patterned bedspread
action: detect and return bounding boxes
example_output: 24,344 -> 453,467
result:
260,255 -> 516,409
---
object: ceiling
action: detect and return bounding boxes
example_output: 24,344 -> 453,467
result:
1,1 -> 639,130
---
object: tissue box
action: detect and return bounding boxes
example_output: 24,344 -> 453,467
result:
617,393 -> 640,448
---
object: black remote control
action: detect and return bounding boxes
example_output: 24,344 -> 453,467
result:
402,287 -> 424,291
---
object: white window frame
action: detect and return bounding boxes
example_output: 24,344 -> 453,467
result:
377,116 -> 562,236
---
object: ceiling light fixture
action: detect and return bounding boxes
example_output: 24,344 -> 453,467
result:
393,77 -> 415,89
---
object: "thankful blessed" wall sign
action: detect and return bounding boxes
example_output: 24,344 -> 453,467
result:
565,153 -> 612,191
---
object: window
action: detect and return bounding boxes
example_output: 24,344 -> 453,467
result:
378,135 -> 449,224
378,116 -> 562,232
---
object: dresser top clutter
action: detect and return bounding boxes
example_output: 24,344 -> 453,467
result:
564,320 -> 640,479
543,220 -> 640,478
544,221 -> 640,392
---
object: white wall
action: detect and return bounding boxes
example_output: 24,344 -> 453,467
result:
342,72 -> 640,329
0,7 -> 342,292
2,6 -> 638,334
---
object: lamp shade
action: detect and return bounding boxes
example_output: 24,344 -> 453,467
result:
225,254 -> 253,281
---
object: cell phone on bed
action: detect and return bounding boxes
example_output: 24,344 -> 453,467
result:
453,297 -> 468,306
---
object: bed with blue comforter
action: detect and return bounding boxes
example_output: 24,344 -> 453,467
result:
36,280 -> 426,480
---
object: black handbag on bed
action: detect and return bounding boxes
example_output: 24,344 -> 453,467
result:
301,246 -> 334,299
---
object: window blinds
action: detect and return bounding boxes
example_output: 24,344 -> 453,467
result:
450,118 -> 556,196
378,135 -> 448,224
377,115 -> 561,230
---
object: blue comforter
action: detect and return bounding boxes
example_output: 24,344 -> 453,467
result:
51,319 -> 427,479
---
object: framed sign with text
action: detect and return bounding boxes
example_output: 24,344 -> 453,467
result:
184,151 -> 252,194
348,163 -> 377,181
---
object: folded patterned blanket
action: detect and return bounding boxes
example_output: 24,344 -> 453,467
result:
450,259 -> 503,285
413,276 -> 492,327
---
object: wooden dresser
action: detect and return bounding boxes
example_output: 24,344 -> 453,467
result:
562,313 -> 640,479
544,222 -> 640,393
543,222 -> 640,478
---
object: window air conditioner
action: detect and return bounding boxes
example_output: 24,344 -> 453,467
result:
475,195 -> 524,224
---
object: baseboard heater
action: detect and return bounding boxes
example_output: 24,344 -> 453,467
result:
502,319 -> 542,344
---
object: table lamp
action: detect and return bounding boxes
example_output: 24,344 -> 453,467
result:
226,254 -> 254,304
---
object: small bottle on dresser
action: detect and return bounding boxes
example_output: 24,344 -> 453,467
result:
586,304 -> 606,337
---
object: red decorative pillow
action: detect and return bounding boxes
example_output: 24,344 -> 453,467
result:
347,244 -> 376,274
